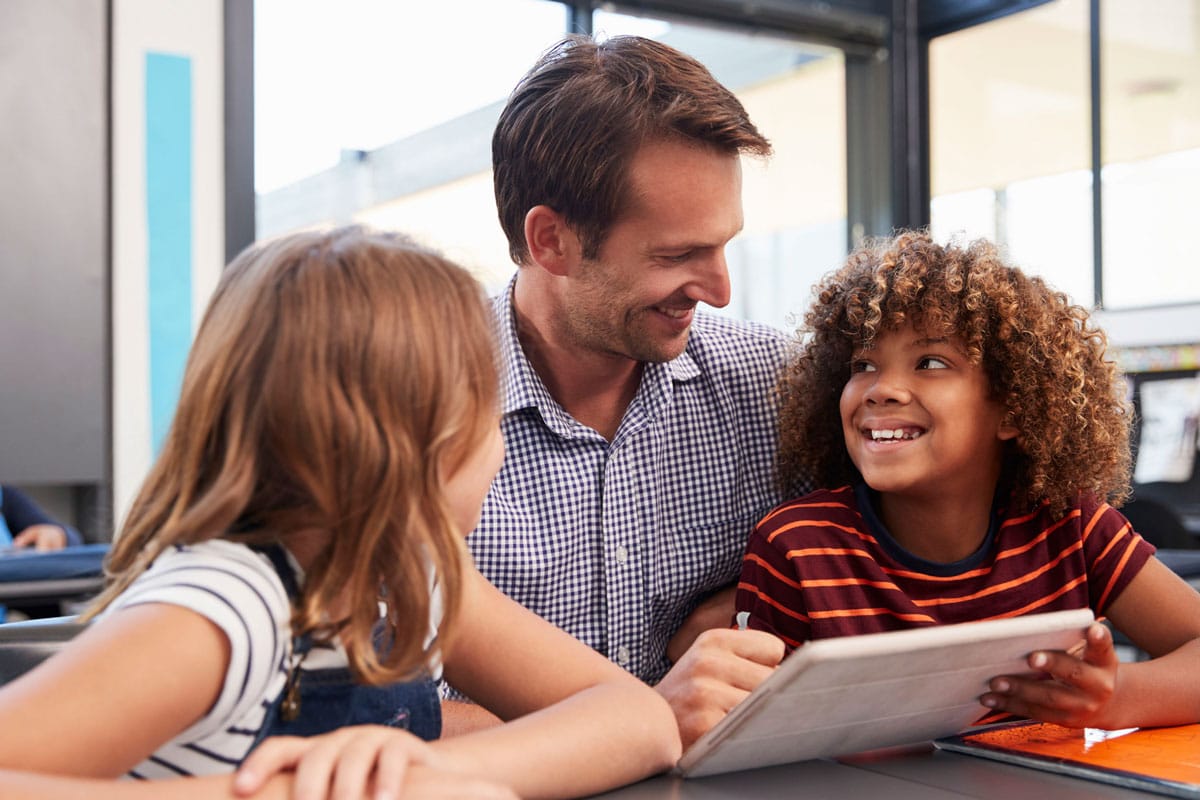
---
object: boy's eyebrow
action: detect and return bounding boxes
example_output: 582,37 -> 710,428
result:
913,337 -> 950,347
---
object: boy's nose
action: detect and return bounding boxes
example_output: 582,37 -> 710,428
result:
864,370 -> 911,405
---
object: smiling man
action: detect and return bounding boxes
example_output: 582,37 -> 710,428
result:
444,35 -> 798,749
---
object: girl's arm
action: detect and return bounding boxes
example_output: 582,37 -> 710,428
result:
430,565 -> 681,798
984,557 -> 1200,729
0,603 -> 230,777
0,765 -> 518,800
240,565 -> 681,800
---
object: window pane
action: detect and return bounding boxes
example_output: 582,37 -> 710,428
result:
593,10 -> 848,331
254,0 -> 567,289
929,0 -> 1093,306
1101,0 -> 1200,308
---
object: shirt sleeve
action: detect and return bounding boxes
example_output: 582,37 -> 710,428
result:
736,512 -> 812,651
1080,498 -> 1156,615
104,543 -> 292,741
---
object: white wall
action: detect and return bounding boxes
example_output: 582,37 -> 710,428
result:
112,0 -> 225,529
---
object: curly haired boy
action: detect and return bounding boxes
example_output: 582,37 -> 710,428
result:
737,230 -> 1200,730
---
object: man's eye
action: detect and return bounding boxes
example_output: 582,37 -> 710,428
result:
917,356 -> 949,370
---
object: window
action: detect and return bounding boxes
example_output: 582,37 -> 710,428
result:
1101,0 -> 1200,308
254,0 -> 568,289
929,0 -> 1093,306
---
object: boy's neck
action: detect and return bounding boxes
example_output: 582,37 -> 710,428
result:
876,490 -> 995,564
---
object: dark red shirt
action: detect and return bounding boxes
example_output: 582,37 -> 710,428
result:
737,484 -> 1155,651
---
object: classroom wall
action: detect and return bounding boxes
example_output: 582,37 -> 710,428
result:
0,0 -> 108,487
112,0 -> 225,527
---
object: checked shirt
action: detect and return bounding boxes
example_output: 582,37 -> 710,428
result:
466,279 -> 792,685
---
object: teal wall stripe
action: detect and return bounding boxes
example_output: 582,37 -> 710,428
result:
145,52 -> 193,454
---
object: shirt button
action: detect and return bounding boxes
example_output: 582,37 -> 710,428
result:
616,646 -> 631,666
614,545 -> 629,564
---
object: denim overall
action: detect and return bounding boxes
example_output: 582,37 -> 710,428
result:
251,544 -> 441,746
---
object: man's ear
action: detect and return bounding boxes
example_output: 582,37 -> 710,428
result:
524,205 -> 581,277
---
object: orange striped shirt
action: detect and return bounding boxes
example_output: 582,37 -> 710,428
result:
736,484 -> 1154,651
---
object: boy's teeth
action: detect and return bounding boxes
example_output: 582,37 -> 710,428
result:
870,428 -> 919,440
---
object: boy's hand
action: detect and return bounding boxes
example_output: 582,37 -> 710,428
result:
981,622 -> 1120,728
234,725 -> 444,800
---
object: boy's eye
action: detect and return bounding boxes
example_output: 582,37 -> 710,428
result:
850,359 -> 877,373
917,356 -> 950,370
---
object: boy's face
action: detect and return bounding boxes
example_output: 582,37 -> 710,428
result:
839,322 -> 1018,505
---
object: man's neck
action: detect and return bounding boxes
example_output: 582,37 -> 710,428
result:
512,275 -> 643,442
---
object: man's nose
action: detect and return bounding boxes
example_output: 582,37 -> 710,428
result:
688,251 -> 731,309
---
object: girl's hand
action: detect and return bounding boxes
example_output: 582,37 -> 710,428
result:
234,725 -> 446,800
981,622 -> 1120,728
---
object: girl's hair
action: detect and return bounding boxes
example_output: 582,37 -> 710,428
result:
778,230 -> 1132,519
87,226 -> 498,684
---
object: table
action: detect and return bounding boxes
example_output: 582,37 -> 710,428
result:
0,543 -> 108,605
590,742 -> 1163,799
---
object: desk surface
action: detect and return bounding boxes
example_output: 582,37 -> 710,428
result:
591,743 -> 1161,799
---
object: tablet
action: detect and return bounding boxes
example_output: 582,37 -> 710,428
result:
674,607 -> 1095,778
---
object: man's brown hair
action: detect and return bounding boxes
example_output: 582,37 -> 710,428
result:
493,34 -> 771,265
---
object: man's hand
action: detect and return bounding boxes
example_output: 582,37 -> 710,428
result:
656,627 -> 784,750
667,586 -> 739,664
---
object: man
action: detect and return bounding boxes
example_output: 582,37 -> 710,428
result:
447,34 -> 798,748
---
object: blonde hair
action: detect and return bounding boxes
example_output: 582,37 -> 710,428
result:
779,230 -> 1131,519
88,226 -> 498,684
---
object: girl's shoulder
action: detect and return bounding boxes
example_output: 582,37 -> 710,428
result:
105,538 -> 292,633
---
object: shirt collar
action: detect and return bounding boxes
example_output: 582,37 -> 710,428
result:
492,273 -> 703,432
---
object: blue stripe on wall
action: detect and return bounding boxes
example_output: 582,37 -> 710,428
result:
145,52 -> 193,454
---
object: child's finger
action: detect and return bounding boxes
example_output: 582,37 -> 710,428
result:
291,733 -> 352,800
234,736 -> 311,795
327,732 -> 385,800
370,738 -> 424,800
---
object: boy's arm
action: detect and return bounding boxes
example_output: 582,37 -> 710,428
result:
984,558 -> 1200,729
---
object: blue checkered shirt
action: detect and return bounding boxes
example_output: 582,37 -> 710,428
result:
466,279 -> 793,685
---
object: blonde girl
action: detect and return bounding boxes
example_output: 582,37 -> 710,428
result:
0,226 -> 680,799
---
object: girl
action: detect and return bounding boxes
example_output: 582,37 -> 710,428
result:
0,226 -> 680,798
737,230 -> 1200,731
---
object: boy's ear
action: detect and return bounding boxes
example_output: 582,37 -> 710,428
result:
998,415 -> 1019,442
524,205 -> 581,278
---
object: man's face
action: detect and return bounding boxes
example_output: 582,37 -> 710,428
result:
559,138 -> 744,364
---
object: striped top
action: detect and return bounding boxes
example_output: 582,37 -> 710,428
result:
101,539 -> 292,778
736,484 -> 1155,651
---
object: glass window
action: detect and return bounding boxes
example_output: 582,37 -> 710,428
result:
254,0 -> 568,289
593,10 -> 848,331
1101,0 -> 1200,308
929,0 -> 1093,306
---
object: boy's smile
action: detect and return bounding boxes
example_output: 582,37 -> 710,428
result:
840,322 -> 1018,507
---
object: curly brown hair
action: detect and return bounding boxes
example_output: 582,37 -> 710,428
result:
778,230 -> 1132,519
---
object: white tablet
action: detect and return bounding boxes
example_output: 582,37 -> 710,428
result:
675,607 -> 1095,778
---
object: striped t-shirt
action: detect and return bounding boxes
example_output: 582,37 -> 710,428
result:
101,539 -> 292,778
736,484 -> 1155,650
